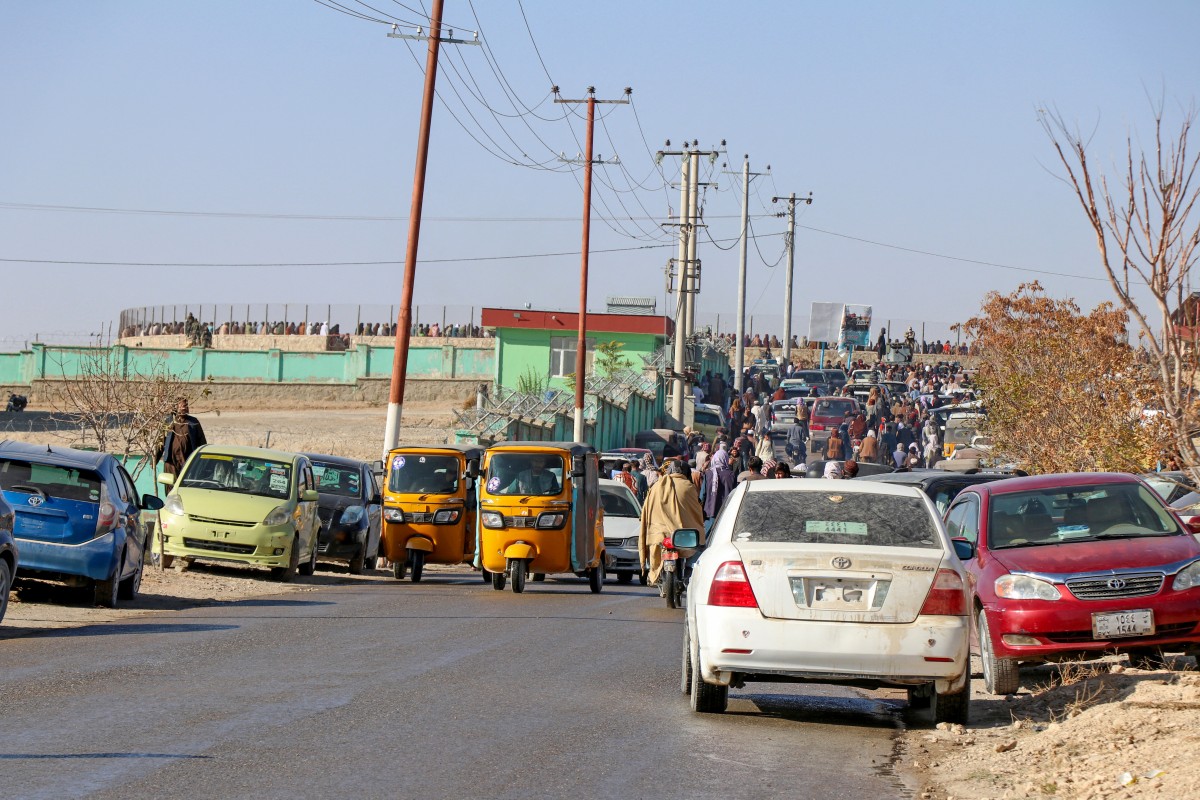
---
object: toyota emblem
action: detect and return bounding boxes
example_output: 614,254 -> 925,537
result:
1106,578 -> 1127,590
27,495 -> 43,507
831,556 -> 852,570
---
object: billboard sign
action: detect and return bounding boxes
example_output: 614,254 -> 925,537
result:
838,304 -> 873,350
808,302 -> 842,343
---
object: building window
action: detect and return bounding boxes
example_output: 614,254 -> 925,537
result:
550,336 -> 594,378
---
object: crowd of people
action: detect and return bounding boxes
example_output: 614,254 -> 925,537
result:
118,315 -> 492,346
710,329 -> 976,356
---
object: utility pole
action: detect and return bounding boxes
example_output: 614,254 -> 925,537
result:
725,156 -> 770,394
658,141 -> 723,424
772,191 -> 813,366
381,3 -> 480,460
555,88 -> 630,444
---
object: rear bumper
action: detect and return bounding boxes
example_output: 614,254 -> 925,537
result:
14,531 -> 120,581
696,606 -> 969,692
605,546 -> 639,572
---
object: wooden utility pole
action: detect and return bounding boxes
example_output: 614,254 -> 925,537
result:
772,191 -> 813,366
381,2 -> 480,460
555,88 -> 630,445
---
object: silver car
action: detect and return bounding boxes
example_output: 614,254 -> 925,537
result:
600,478 -> 645,584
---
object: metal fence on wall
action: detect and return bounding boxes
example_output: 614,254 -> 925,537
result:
691,312 -> 965,348
117,304 -> 486,338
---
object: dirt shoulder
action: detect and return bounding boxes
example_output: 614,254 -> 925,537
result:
904,654 -> 1200,799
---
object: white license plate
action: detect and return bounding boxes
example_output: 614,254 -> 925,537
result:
1092,609 -> 1154,639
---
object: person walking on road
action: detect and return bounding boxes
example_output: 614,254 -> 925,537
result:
703,448 -> 738,524
638,459 -> 705,586
157,397 -> 207,476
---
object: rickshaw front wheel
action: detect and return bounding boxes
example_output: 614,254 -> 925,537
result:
409,550 -> 425,583
510,559 -> 527,594
588,565 -> 604,594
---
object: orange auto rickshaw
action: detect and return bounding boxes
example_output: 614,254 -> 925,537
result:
476,441 -> 605,594
380,445 -> 482,582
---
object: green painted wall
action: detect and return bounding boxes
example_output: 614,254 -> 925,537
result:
494,327 -> 665,391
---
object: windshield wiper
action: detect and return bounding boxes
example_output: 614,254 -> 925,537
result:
1090,531 -> 1173,540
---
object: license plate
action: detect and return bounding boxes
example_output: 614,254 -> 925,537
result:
1092,609 -> 1154,639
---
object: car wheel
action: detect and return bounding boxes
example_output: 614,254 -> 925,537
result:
298,537 -> 318,576
94,550 -> 122,608
392,558 -> 408,581
906,683 -> 932,710
664,570 -> 678,609
978,608 -> 1020,695
410,550 -> 425,583
272,536 -> 301,582
681,626 -> 693,695
510,559 -> 526,594
931,682 -> 970,725
160,553 -> 175,569
491,567 -> 506,591
690,646 -> 728,714
118,546 -> 144,601
617,571 -> 633,585
531,573 -> 546,582
1128,647 -> 1169,670
348,544 -> 366,575
0,559 -> 12,624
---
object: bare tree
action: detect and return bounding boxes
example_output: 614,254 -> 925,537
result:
1041,103 -> 1200,466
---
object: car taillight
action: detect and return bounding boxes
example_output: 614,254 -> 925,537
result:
96,501 -> 118,537
918,569 -> 967,616
810,423 -> 825,431
707,561 -> 760,608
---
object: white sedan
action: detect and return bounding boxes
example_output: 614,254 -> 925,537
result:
682,479 -> 972,724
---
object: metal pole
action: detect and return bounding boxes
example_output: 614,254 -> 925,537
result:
782,192 -> 796,365
734,157 -> 750,394
572,93 -> 597,444
383,0 -> 445,458
684,150 -> 700,337
670,157 -> 690,424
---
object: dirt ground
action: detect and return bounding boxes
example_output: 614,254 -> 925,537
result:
907,653 -> 1200,800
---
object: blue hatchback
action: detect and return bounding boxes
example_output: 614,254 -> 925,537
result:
0,441 -> 163,607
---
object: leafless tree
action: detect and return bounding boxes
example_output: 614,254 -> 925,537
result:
1041,102 -> 1200,467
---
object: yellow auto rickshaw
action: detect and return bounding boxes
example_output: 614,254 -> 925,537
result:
476,441 -> 605,594
381,445 -> 483,582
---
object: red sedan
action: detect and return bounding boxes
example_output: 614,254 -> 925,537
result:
944,472 -> 1200,695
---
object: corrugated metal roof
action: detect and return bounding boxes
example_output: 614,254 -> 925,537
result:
606,296 -> 656,315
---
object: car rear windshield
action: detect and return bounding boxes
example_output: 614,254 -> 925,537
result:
0,459 -> 104,503
795,371 -> 825,384
180,453 -> 294,500
813,398 -> 857,418
988,483 -> 1180,548
694,409 -> 720,426
388,454 -> 459,495
312,462 -> 362,498
732,490 -> 941,548
600,486 -> 640,517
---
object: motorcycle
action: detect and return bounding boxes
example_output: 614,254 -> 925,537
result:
5,393 -> 27,412
659,528 -> 703,609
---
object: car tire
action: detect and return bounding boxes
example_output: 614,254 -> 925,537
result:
690,648 -> 728,714
617,571 -> 633,585
160,553 -> 175,569
491,568 -> 506,591
906,683 -> 932,710
117,546 -> 144,601
0,558 -> 12,624
931,683 -> 970,725
681,626 -> 693,695
664,569 -> 678,609
298,536 -> 318,576
272,536 -> 300,582
531,573 -> 545,582
410,550 -> 425,583
94,550 -> 122,609
588,564 -> 603,594
348,544 -> 366,575
1128,647 -> 1169,670
510,558 -> 526,594
978,608 -> 1020,695
392,558 -> 408,581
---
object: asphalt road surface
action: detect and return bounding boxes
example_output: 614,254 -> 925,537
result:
0,568 -> 919,799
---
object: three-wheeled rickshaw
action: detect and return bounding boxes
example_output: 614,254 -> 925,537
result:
380,445 -> 482,582
476,441 -> 605,594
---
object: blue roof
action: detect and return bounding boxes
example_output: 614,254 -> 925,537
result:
0,440 -> 113,470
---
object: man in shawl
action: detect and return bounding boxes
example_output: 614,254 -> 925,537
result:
157,397 -> 207,476
638,459 -> 705,585
702,447 -> 738,521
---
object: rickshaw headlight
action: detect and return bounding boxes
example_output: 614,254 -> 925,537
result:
384,507 -> 405,523
433,509 -> 461,524
536,512 -> 565,529
481,511 -> 504,529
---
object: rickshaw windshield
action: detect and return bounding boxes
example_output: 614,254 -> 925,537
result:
388,454 -> 460,495
485,453 -> 565,496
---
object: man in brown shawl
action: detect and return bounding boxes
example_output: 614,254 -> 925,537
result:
157,397 -> 207,476
638,459 -> 704,584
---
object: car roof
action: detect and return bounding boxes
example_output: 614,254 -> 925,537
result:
854,470 -> 1011,488
302,452 -> 370,469
972,471 -> 1143,496
194,443 -> 305,462
743,478 -> 927,500
0,440 -> 112,470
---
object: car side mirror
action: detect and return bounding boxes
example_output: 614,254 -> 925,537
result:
141,494 -> 165,511
1185,518 -> 1200,535
571,455 -> 586,478
951,537 -> 975,560
156,472 -> 176,487
672,528 -> 700,549
302,489 -> 319,502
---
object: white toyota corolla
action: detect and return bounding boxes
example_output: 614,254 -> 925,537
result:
682,479 -> 972,723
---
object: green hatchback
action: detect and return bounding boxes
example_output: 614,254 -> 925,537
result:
157,445 -> 321,580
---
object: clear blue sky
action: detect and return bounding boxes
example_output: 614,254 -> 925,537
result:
2,0 -> 1197,347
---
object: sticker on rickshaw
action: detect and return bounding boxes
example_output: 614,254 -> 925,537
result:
487,476 -> 501,492
393,456 -> 406,469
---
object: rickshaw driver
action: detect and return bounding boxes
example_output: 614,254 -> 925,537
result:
503,455 -> 560,495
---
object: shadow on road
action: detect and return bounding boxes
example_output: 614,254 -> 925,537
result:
729,691 -> 898,729
34,622 -> 240,637
0,752 -> 212,759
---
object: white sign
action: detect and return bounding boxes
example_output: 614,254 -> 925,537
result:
808,302 -> 842,343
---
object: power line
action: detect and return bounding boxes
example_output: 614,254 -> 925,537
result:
311,0 -> 391,25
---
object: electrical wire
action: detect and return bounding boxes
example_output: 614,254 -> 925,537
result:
515,0 -> 555,86
748,216 -> 786,268
312,0 -> 391,24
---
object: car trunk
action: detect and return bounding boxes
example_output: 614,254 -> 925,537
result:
6,491 -> 102,546
732,542 -> 945,623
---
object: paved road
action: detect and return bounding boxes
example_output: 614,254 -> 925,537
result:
0,569 -> 918,799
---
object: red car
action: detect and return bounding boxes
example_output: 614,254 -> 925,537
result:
944,472 -> 1200,695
